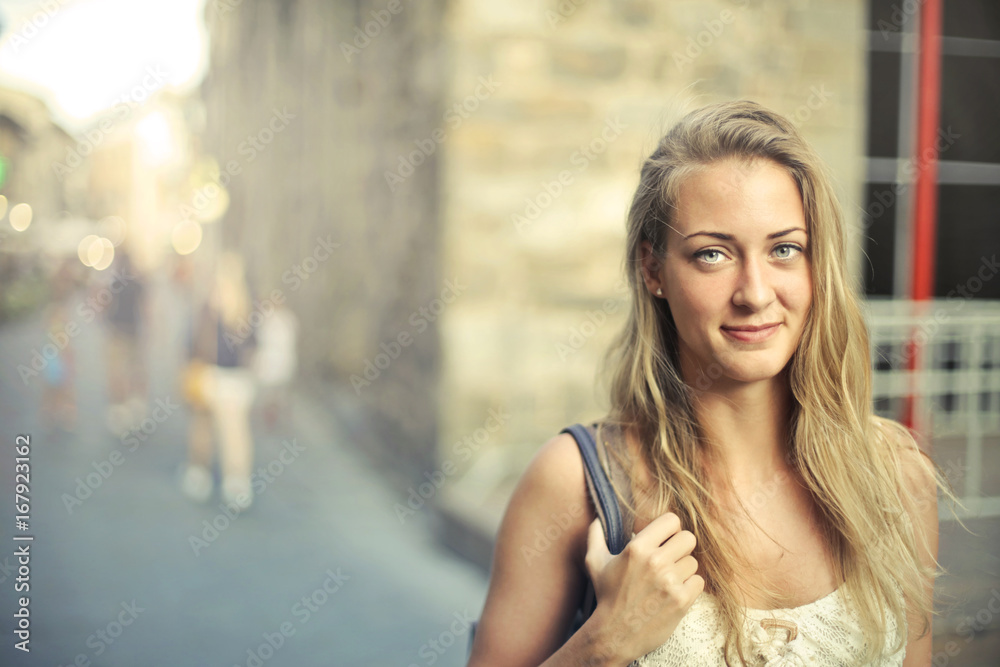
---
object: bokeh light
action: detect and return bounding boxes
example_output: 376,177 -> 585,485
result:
77,234 -> 99,266
91,238 -> 115,270
9,202 -> 31,231
135,110 -> 177,166
171,219 -> 202,255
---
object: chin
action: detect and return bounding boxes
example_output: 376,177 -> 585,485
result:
716,354 -> 795,384
730,367 -> 787,384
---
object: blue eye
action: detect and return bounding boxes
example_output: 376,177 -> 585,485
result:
774,244 -> 802,259
694,249 -> 725,264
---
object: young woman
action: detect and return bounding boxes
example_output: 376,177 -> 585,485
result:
467,101 -> 948,666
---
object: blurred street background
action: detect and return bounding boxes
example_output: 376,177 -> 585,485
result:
0,275 -> 486,666
0,0 -> 997,665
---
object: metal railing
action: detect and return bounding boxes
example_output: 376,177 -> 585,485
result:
865,298 -> 1000,518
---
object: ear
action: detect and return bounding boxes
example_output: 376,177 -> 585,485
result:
639,240 -> 664,297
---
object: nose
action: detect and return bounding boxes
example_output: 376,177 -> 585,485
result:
732,256 -> 776,311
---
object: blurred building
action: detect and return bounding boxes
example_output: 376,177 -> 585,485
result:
0,86 -> 85,320
199,0 -> 447,485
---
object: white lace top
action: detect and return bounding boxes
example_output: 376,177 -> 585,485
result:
629,583 -> 906,666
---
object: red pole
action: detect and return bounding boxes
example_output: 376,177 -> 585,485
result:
911,0 -> 942,301
901,0 -> 943,432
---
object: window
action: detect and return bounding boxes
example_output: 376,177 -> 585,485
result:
863,0 -> 1000,299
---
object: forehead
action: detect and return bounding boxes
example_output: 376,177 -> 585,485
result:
670,159 -> 806,239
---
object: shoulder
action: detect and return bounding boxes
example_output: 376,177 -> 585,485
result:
506,431 -> 594,547
526,431 -> 587,490
492,429 -> 598,583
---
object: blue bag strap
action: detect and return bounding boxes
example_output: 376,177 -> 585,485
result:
560,423 -> 627,555
467,423 -> 628,660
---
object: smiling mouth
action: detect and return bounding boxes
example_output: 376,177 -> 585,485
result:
721,323 -> 781,332
720,323 -> 781,342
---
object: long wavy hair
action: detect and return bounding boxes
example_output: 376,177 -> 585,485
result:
596,100 -> 952,665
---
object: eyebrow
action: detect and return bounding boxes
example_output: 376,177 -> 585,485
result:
682,227 -> 807,241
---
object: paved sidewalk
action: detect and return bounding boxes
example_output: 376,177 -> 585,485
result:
0,280 -> 488,667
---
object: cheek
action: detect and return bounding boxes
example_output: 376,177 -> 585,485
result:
777,268 -> 812,315
664,263 -> 731,325
667,283 -> 727,339
795,274 -> 813,314
799,260 -> 814,307
668,283 -> 708,321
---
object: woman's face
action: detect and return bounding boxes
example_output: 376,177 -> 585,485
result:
642,158 -> 813,389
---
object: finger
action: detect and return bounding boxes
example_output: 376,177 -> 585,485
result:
659,529 -> 697,562
631,511 -> 682,550
585,518 -> 612,579
675,555 -> 699,581
586,517 -> 610,561
683,574 -> 706,600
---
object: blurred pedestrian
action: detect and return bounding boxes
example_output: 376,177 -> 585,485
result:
253,300 -> 298,431
180,251 -> 258,509
40,301 -> 76,432
39,258 -> 79,433
104,248 -> 148,434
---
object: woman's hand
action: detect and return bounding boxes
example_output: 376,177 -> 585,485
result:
583,513 -> 705,663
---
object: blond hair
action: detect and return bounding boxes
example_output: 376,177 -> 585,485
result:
597,100 -> 952,664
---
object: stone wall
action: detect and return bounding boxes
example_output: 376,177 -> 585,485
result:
200,0 -> 448,482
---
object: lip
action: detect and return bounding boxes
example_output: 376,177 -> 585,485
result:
721,323 -> 780,342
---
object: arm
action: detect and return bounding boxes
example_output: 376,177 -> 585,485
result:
467,433 -> 702,667
896,434 -> 939,667
467,433 -> 611,667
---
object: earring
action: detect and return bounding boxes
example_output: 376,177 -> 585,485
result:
656,288 -> 662,296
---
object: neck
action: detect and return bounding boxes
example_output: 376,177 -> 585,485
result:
690,371 -> 796,487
